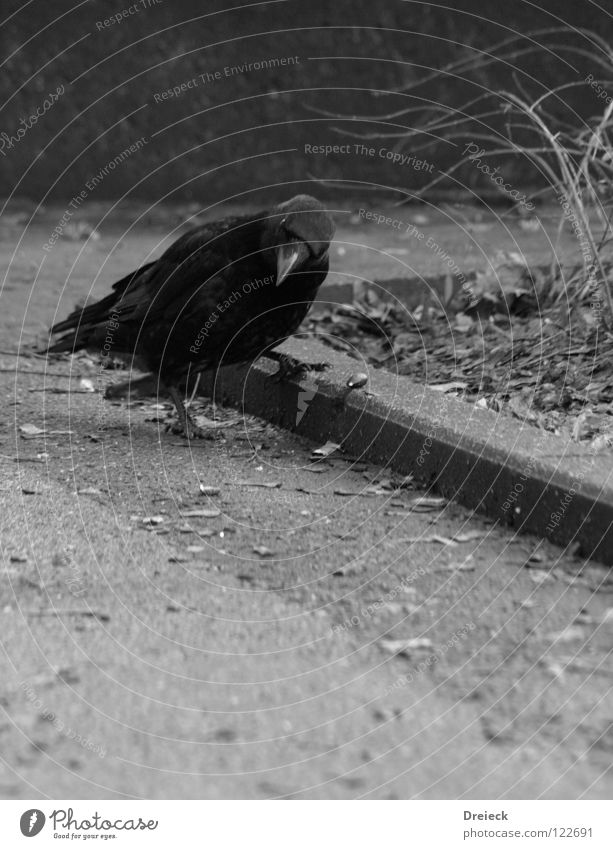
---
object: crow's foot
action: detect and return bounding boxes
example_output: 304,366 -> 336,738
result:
268,353 -> 330,382
167,386 -> 218,440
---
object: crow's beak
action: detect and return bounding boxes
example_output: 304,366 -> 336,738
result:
276,241 -> 308,285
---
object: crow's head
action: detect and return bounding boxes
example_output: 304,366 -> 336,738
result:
261,195 -> 335,286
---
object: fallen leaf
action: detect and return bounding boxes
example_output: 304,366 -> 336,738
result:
253,545 -> 274,558
19,423 -> 45,436
589,434 -> 612,453
540,659 -> 565,679
181,508 -> 221,518
25,608 -> 109,621
399,534 -> 457,546
454,313 -> 474,333
429,381 -> 468,393
573,609 -> 594,626
437,556 -> 475,572
77,487 -> 103,496
453,530 -> 486,543
237,480 -> 282,488
79,378 -> 95,392
547,626 -> 586,643
571,413 -> 588,443
380,637 -> 433,657
408,496 -> 447,512
194,415 -> 241,429
199,485 -> 220,496
142,516 -> 165,526
19,423 -> 73,439
312,441 -> 341,458
529,570 -> 553,585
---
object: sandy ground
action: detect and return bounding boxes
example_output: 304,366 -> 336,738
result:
0,209 -> 612,799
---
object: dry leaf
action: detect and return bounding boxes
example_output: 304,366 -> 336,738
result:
437,556 -> 475,572
19,423 -> 45,436
529,570 -> 553,585
514,599 -> 536,609
253,545 -> 274,557
408,496 -> 447,511
237,480 -> 282,489
312,441 -> 341,458
400,534 -> 457,546
332,565 -> 354,576
571,413 -> 588,443
380,637 -> 433,657
547,626 -> 585,643
181,508 -> 221,518
429,382 -> 467,393
195,414 -> 241,429
589,434 -> 612,453
453,530 -> 486,543
19,423 -> 72,439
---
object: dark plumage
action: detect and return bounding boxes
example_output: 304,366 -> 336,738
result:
44,195 -> 335,437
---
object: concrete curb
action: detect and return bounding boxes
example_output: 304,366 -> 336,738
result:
199,337 -> 613,565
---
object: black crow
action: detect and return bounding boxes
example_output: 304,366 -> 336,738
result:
44,195 -> 335,437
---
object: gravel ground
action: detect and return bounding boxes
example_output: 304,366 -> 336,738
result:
0,212 -> 612,799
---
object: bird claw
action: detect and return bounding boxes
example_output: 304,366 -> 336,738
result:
272,355 -> 330,382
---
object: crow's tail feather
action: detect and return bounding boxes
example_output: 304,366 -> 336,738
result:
50,289 -> 121,335
42,261 -> 155,355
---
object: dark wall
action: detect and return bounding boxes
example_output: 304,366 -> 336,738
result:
1,0 -> 611,204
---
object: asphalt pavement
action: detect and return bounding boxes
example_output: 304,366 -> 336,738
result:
0,216 -> 612,799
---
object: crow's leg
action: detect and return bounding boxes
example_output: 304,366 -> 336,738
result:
167,386 -> 215,440
186,372 -> 201,407
265,350 -> 330,382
